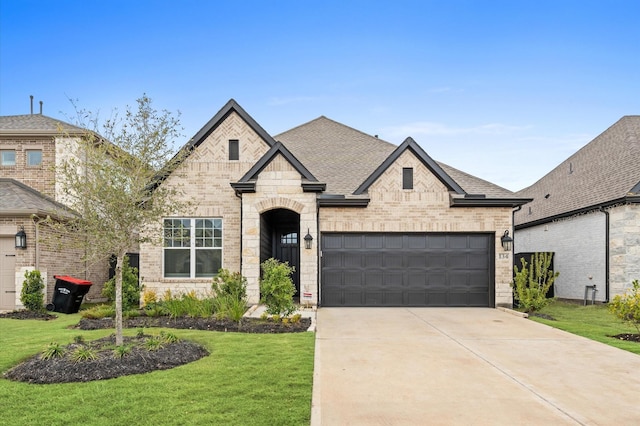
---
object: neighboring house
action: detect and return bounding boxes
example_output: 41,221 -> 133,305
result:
140,99 -> 530,308
514,116 -> 640,303
0,112 -> 109,311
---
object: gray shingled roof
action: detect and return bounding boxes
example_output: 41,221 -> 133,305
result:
275,116 -> 518,198
515,115 -> 640,227
0,179 -> 76,218
0,114 -> 84,133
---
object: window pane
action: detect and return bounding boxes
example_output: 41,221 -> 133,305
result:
164,218 -> 191,247
26,150 -> 42,166
196,249 -> 221,277
164,249 -> 190,277
1,150 -> 16,166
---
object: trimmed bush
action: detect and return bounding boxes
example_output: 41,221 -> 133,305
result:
21,270 -> 45,312
260,258 -> 296,317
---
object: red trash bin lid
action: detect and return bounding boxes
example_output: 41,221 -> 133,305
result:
53,275 -> 93,285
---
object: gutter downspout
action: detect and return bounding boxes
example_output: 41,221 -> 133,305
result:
234,190 -> 243,279
599,206 -> 610,302
316,196 -> 321,307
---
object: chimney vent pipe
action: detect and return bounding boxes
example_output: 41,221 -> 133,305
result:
30,95 -> 34,114
39,101 -> 43,115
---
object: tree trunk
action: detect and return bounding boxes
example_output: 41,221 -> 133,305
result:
114,253 -> 124,346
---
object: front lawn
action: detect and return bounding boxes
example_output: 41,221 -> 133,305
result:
528,300 -> 640,355
0,313 -> 315,425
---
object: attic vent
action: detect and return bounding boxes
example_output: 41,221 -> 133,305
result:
544,194 -> 550,199
528,206 -> 532,215
569,162 -> 573,174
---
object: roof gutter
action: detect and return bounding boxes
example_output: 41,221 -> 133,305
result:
515,195 -> 640,230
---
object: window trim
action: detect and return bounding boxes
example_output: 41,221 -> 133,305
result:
163,218 -> 223,279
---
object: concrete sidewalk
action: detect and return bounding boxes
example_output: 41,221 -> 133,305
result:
311,308 -> 640,425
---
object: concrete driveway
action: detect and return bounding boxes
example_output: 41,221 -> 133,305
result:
311,308 -> 640,425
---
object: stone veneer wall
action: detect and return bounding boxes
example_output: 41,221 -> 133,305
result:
319,150 -> 514,307
609,203 -> 640,297
241,155 -> 318,305
139,112 -> 271,299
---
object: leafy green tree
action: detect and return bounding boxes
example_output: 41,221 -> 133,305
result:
48,95 -> 190,345
512,252 -> 559,312
102,256 -> 140,311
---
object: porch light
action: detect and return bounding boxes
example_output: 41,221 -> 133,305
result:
304,229 -> 313,250
15,226 -> 27,249
500,230 -> 513,252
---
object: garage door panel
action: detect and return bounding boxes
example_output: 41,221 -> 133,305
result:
321,232 -> 493,307
384,253 -> 404,268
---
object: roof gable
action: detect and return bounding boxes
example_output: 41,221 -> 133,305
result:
354,137 -> 465,195
516,115 -> 640,226
231,141 -> 325,193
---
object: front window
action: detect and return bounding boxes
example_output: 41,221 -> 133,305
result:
1,150 -> 16,166
163,218 -> 222,278
26,150 -> 42,166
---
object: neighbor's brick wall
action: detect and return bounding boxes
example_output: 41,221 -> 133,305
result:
241,154 -> 318,304
609,204 -> 640,297
515,211 -> 606,302
320,150 -> 514,307
140,111 -> 271,299
0,136 -> 56,197
0,218 -> 108,309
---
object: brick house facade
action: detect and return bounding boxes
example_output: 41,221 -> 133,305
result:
0,114 -> 109,310
141,100 -> 529,308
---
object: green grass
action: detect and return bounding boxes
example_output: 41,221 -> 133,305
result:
528,300 -> 640,355
0,313 -> 315,425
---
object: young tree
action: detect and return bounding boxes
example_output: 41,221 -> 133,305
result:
51,95 -> 190,345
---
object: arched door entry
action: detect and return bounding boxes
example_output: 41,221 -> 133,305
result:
260,209 -> 300,297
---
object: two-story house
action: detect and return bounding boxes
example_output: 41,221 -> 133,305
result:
0,111 -> 109,311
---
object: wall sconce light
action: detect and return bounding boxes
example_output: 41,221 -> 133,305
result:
304,229 -> 313,250
500,230 -> 513,252
15,226 -> 27,249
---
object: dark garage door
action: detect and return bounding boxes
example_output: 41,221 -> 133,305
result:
321,233 -> 494,307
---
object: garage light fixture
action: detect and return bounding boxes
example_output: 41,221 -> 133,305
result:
304,229 -> 313,249
15,226 -> 27,249
500,230 -> 513,252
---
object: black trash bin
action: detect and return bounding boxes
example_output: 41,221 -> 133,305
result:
48,275 -> 93,314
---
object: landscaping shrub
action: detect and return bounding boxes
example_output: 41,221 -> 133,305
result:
161,290 -> 215,318
512,252 -> 559,312
102,256 -> 140,310
80,304 -> 115,319
21,270 -> 45,312
212,269 -> 248,301
609,279 -> 640,333
260,258 -> 296,317
212,269 -> 248,321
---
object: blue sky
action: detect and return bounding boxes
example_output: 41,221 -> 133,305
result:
1,0 -> 639,191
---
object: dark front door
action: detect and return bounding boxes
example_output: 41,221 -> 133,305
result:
276,230 -> 300,296
260,209 -> 301,297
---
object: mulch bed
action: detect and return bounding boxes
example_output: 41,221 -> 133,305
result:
610,333 -> 640,343
1,310 -> 311,384
75,315 -> 311,333
4,334 -> 209,384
